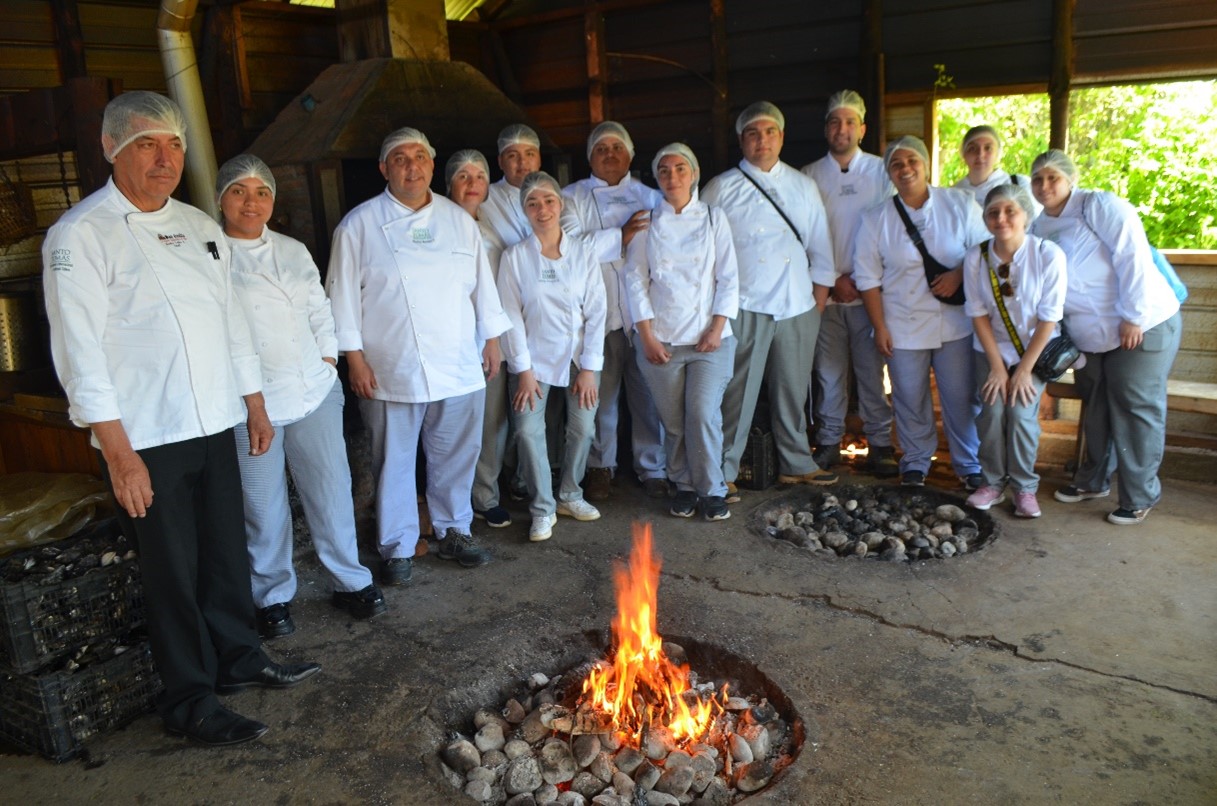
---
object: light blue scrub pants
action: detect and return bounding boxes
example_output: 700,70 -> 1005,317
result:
589,328 -> 666,481
812,303 -> 894,447
886,335 -> 981,478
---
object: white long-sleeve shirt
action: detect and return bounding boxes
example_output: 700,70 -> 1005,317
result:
963,235 -> 1067,366
625,199 -> 739,346
497,232 -> 607,387
953,170 -> 1042,219
802,150 -> 894,307
563,173 -> 662,333
326,189 -> 511,403
854,186 -> 989,349
701,159 -> 835,320
227,227 -> 338,426
1030,189 -> 1179,353
42,178 -> 261,450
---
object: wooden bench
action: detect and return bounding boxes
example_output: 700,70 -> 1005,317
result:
1045,373 -> 1217,469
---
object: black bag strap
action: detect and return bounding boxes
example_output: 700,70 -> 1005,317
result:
892,196 -> 950,274
738,167 -> 803,246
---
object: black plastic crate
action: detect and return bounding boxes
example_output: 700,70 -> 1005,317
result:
0,640 -> 161,762
737,427 -> 777,490
0,520 -> 146,674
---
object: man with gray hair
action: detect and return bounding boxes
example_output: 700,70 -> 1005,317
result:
562,121 -> 668,501
703,101 -> 838,499
327,126 -> 511,581
801,90 -> 898,476
43,91 -> 320,747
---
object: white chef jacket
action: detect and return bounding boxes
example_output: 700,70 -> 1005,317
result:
953,170 -> 1043,218
625,199 -> 739,346
802,150 -> 894,307
480,178 -> 581,250
42,178 -> 261,450
1030,189 -> 1179,353
854,186 -> 989,349
326,189 -> 511,403
701,159 -> 834,320
962,235 -> 1067,366
563,173 -> 662,333
227,227 -> 339,426
497,231 -> 607,387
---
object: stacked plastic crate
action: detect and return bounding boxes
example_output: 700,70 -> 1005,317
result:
0,519 -> 161,761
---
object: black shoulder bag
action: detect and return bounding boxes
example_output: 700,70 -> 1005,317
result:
892,196 -> 965,305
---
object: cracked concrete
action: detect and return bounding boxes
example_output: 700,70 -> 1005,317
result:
1,465 -> 1214,805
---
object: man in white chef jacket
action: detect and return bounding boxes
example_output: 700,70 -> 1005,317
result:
562,121 -> 668,502
327,127 -> 511,583
42,91 -> 320,748
702,101 -> 838,498
480,123 -> 580,248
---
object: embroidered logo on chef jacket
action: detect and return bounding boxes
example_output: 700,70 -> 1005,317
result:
838,184 -> 857,197
157,232 -> 188,248
49,249 -> 73,271
539,266 -> 559,283
411,227 -> 434,244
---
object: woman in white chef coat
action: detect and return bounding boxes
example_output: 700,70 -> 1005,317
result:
497,171 -> 607,543
217,155 -> 384,638
962,183 -> 1067,519
626,143 -> 739,521
1029,149 -> 1182,526
445,149 -> 514,530
855,135 -> 989,490
952,125 -> 1040,217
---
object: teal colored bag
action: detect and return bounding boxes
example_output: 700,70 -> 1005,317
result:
1150,246 -> 1189,303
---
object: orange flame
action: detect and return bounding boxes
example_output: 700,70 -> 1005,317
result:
581,523 -> 723,744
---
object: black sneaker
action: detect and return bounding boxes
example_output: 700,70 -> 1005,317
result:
380,557 -> 413,586
963,473 -> 985,492
1054,485 -> 1111,503
256,603 -> 295,639
669,490 -> 698,518
812,443 -> 842,467
866,445 -> 900,478
436,528 -> 491,567
901,470 -> 926,487
331,584 -> 387,619
473,505 -> 512,528
703,496 -> 731,521
1107,506 -> 1151,525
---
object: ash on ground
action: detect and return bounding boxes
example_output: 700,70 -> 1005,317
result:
440,642 -> 800,805
752,484 -> 997,561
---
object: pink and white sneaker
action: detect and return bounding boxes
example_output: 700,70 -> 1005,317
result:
1014,491 -> 1042,518
966,485 -> 1005,511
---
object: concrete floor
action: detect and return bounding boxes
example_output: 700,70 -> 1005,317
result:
1,463 -> 1215,805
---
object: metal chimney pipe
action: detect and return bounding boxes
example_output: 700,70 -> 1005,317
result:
156,0 -> 218,218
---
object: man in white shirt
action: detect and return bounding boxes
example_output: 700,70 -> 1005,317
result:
327,127 -> 511,581
480,123 -> 581,249
702,101 -> 838,497
42,92 -> 320,747
562,121 -> 668,501
801,90 -> 898,477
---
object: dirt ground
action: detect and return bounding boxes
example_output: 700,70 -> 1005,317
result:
1,462 -> 1215,806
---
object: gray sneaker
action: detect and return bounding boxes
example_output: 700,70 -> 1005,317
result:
436,528 -> 491,567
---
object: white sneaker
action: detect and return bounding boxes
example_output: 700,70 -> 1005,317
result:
556,499 -> 601,522
529,513 -> 557,542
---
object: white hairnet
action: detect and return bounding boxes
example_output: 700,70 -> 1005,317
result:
379,127 -> 436,162
883,135 -> 930,173
735,101 -> 785,135
587,121 -> 634,161
101,91 -> 187,163
651,142 -> 700,183
961,125 -> 1003,157
518,171 -> 563,207
826,90 -> 866,121
216,154 -> 276,203
497,124 -> 541,155
444,149 -> 490,192
1031,149 -> 1079,185
982,183 -> 1037,230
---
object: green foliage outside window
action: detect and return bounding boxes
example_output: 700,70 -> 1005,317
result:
936,81 -> 1217,249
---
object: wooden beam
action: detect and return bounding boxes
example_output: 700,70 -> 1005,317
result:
201,5 -> 248,163
66,77 -> 115,196
709,0 -> 729,175
1049,0 -> 1075,151
50,0 -> 88,82
860,0 -> 882,153
585,6 -> 607,125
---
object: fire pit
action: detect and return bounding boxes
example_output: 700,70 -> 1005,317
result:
439,525 -> 804,804
751,483 -> 998,561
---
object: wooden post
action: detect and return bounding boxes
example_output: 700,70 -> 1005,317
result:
200,5 -> 248,163
585,8 -> 607,125
65,77 -> 115,196
710,0 -> 730,175
50,0 -> 87,81
1048,0 -> 1075,151
859,0 -> 883,154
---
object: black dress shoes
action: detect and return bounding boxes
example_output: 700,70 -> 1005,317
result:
215,661 -> 322,694
167,706 -> 268,746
